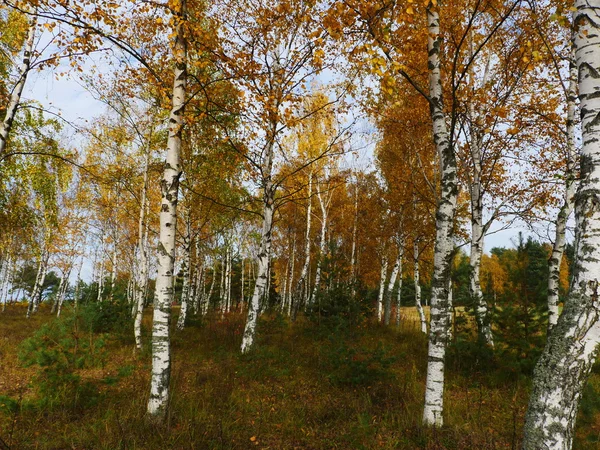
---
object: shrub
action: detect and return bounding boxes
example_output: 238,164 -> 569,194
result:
18,311 -> 107,410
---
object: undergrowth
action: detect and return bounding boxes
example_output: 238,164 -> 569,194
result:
0,304 -> 599,449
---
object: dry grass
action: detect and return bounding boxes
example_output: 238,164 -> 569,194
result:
0,303 -> 598,449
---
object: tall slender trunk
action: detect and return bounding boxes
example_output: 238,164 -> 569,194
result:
377,255 -> 388,322
310,187 -> 327,305
204,264 -> 216,314
241,105 -> 277,352
109,240 -> 118,302
241,181 -> 275,353
385,239 -> 403,326
414,240 -> 427,334
396,261 -> 403,327
147,0 -> 187,420
469,136 -> 493,347
0,15 -> 36,155
97,236 -> 105,302
177,220 -> 192,330
31,255 -> 47,314
218,256 -> 225,311
522,5 -> 600,447
74,258 -> 83,311
547,48 -> 578,333
27,254 -> 43,318
350,178 -> 358,296
240,257 -> 245,309
281,259 -> 288,312
293,171 -> 312,312
422,2 -> 458,427
51,277 -> 63,314
226,246 -> 232,312
57,270 -> 70,318
286,237 -> 296,316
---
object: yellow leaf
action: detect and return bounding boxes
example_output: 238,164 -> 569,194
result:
250,436 -> 257,442
407,6 -> 414,14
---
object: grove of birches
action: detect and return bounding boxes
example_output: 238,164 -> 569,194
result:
2,0 -> 600,448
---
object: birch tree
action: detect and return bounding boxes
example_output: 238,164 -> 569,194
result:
522,2 -> 600,447
147,0 -> 187,421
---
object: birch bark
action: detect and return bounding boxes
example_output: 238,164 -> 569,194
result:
0,15 -> 36,156
31,256 -> 47,314
293,170 -> 312,313
547,49 -> 578,333
422,2 -> 458,427
177,221 -> 192,330
310,187 -> 328,305
147,0 -> 187,420
522,3 -> 600,447
241,173 -> 275,352
377,255 -> 388,322
134,152 -> 150,350
385,240 -> 403,326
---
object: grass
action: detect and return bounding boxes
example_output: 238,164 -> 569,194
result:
0,302 -> 599,449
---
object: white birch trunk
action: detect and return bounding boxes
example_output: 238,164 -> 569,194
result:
109,240 -> 117,302
293,171 -> 312,312
56,271 -> 70,318
310,187 -> 327,306
241,185 -> 274,353
522,5 -> 600,447
226,246 -> 232,312
422,2 -> 458,427
147,0 -> 187,420
350,179 -> 358,297
414,240 -> 427,334
27,254 -> 44,318
547,49 -> 578,333
377,255 -> 388,322
396,261 -> 403,327
74,258 -> 83,311
177,222 -> 192,330
286,238 -> 296,316
31,257 -> 47,314
97,236 -> 105,302
240,257 -> 244,309
204,265 -> 216,314
469,141 -> 493,347
0,15 -> 36,156
385,241 -> 403,326
51,276 -> 63,314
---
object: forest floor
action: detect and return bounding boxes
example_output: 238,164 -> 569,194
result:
1,303 -> 600,449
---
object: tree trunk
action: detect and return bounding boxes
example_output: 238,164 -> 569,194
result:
547,48 -> 578,333
522,5 -> 600,447
286,237 -> 296,316
385,239 -> 403,326
377,255 -> 388,322
293,171 -> 312,313
241,181 -> 275,353
422,2 -> 458,427
56,270 -> 70,318
0,15 -> 36,156
147,0 -> 187,421
109,240 -> 118,302
177,221 -> 192,330
97,236 -> 105,302
204,264 -> 216,314
31,256 -> 47,314
396,263 -> 403,327
414,240 -> 427,334
310,187 -> 327,306
350,178 -> 358,297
